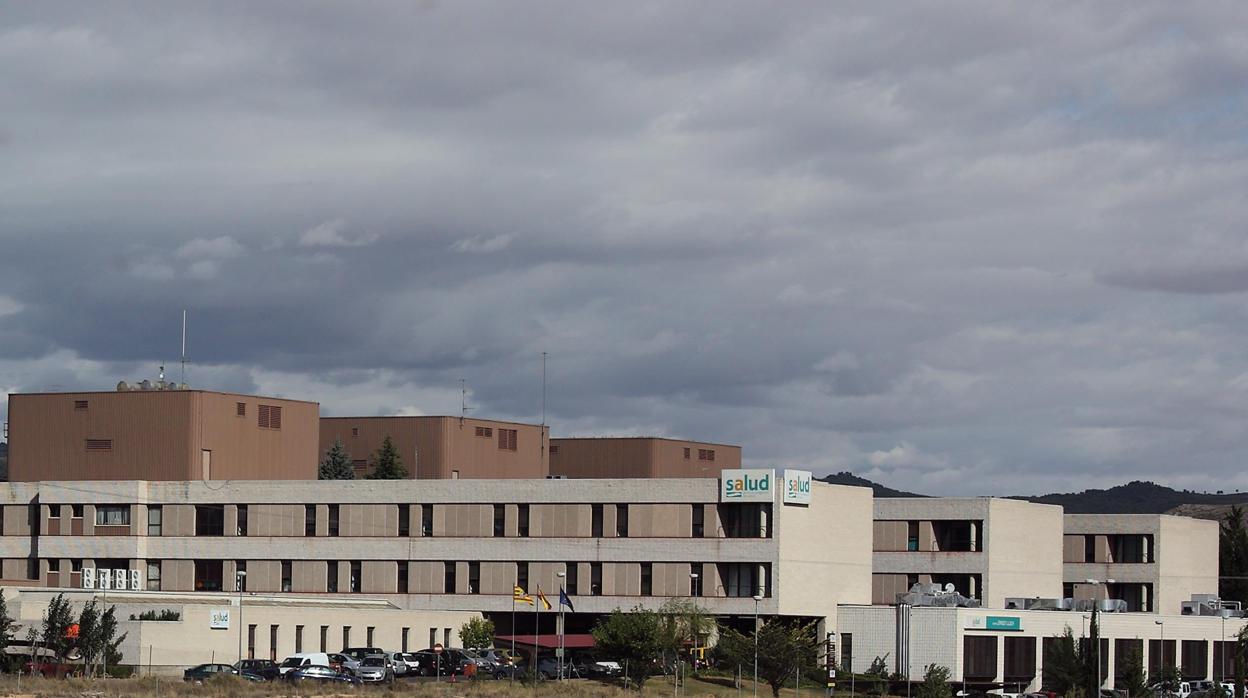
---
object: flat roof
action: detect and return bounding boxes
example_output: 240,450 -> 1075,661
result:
10,389 -> 319,406
321,415 -> 545,429
551,435 -> 740,448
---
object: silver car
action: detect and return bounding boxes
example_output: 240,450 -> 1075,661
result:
386,651 -> 409,676
354,654 -> 394,684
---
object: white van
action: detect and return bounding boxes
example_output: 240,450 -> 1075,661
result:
278,652 -> 331,675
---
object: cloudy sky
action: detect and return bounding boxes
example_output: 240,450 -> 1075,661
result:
2,2 -> 1247,495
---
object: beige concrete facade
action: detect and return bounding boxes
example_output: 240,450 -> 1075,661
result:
5,587 -> 476,675
0,477 -> 872,632
1063,514 -> 1219,614
549,437 -> 741,478
319,416 -> 549,480
872,498 -> 1065,608
7,389 -> 319,482
838,604 -> 1246,691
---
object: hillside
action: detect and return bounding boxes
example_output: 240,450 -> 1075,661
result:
819,471 -> 925,498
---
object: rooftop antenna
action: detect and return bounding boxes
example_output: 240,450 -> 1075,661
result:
179,309 -> 189,385
460,378 -> 474,424
541,351 -> 547,426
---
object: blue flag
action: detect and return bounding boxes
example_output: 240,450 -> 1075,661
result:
559,586 -> 575,612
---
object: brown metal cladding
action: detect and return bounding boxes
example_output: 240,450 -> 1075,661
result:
548,437 -> 741,478
318,416 -> 549,479
7,390 -> 319,481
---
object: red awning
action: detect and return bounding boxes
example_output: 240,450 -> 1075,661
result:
494,634 -> 596,650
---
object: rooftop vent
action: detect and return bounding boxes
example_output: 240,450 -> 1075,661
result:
1182,595 -> 1243,617
897,583 -> 981,608
1005,597 -> 1073,611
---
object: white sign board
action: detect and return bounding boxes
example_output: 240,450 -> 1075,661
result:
209,609 -> 231,630
82,568 -> 95,589
782,469 -> 812,505
720,469 -> 775,503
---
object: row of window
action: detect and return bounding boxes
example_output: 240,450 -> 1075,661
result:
56,502 -> 770,539
244,623 -> 453,660
49,559 -> 771,599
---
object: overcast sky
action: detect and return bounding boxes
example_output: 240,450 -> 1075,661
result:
2,2 -> 1247,495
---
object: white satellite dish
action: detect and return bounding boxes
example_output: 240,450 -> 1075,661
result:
944,583 -> 955,593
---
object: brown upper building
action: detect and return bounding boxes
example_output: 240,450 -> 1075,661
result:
319,416 -> 549,479
549,437 -> 741,478
7,387 -> 319,481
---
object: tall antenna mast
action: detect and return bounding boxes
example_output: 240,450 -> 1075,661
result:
460,378 -> 474,423
541,351 -> 547,426
180,309 -> 188,385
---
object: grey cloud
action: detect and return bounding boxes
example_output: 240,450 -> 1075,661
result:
1098,265 -> 1248,295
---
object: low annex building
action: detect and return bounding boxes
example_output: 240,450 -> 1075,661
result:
549,437 -> 741,478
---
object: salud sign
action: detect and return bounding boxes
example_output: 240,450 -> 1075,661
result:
967,615 -> 1021,631
782,469 -> 812,505
721,469 -> 775,503
209,609 -> 231,629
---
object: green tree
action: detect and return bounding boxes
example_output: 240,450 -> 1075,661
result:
917,664 -> 952,698
459,617 -> 495,649
1119,643 -> 1147,698
591,606 -> 662,688
100,605 -> 126,674
0,590 -> 14,657
1085,606 -> 1102,698
76,599 -> 101,675
656,598 -> 713,670
1043,627 -> 1083,695
40,593 -> 75,661
366,436 -> 408,479
1222,506 -> 1248,605
318,438 -> 355,480
1153,664 -> 1182,694
716,619 -> 821,698
865,655 -> 891,696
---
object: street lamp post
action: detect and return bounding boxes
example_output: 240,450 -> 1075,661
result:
1155,620 -> 1165,679
556,570 -> 566,680
236,571 -> 247,664
753,594 -> 763,698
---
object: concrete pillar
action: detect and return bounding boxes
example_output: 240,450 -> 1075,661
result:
970,521 -> 979,553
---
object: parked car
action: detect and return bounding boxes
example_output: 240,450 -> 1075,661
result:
461,648 -> 496,676
284,665 -> 360,685
327,652 -> 361,675
398,653 -> 424,675
408,650 -> 456,677
183,663 -> 238,683
341,646 -> 385,662
386,651 -> 409,676
234,659 -> 280,681
354,654 -> 394,683
278,652 -> 331,676
475,648 -> 514,669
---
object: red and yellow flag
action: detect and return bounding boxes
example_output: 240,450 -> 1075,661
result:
536,585 -> 552,611
513,585 -> 534,605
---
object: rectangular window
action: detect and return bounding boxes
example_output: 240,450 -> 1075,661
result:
295,625 -> 304,654
690,562 -> 703,597
351,459 -> 367,473
493,504 -> 505,537
964,636 -> 998,681
468,562 -> 480,594
640,562 -> 652,595
350,561 -> 361,593
281,560 -> 292,593
698,449 -> 715,461
351,427 -> 358,437
367,626 -> 375,646
320,626 -> 328,653
398,561 -> 409,594
236,402 -> 246,417
269,625 -> 278,662
305,505 -> 316,537
517,561 -> 529,591
402,628 -> 410,653
147,506 -> 162,536
1004,636 -> 1037,685
444,562 -> 456,594
518,504 -> 530,537
444,628 -> 451,647
258,404 -> 282,429
146,561 -> 161,591
95,505 -> 130,526
74,400 -> 89,410
236,505 -> 248,536
841,634 -> 853,675
549,445 -> 558,454
590,562 -> 602,596
692,505 -> 704,538
328,505 -> 340,537
683,447 -> 691,459
616,504 -> 629,537
72,504 -> 83,518
498,428 -> 518,450
591,504 -> 603,537
422,506 -> 434,537
566,562 -> 578,595
248,624 -> 256,660
327,561 -> 339,593
85,439 -> 113,451
399,504 -> 410,537
343,626 -> 351,649
429,628 -> 437,649
475,426 -> 493,437
195,505 -> 224,536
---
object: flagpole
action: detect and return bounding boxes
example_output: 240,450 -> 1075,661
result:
535,586 -> 541,675
511,593 -> 516,687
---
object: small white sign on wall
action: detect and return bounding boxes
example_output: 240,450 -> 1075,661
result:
209,609 -> 231,630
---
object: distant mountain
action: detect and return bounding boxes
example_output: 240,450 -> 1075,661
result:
819,471 -> 926,498
1013,480 -> 1248,515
